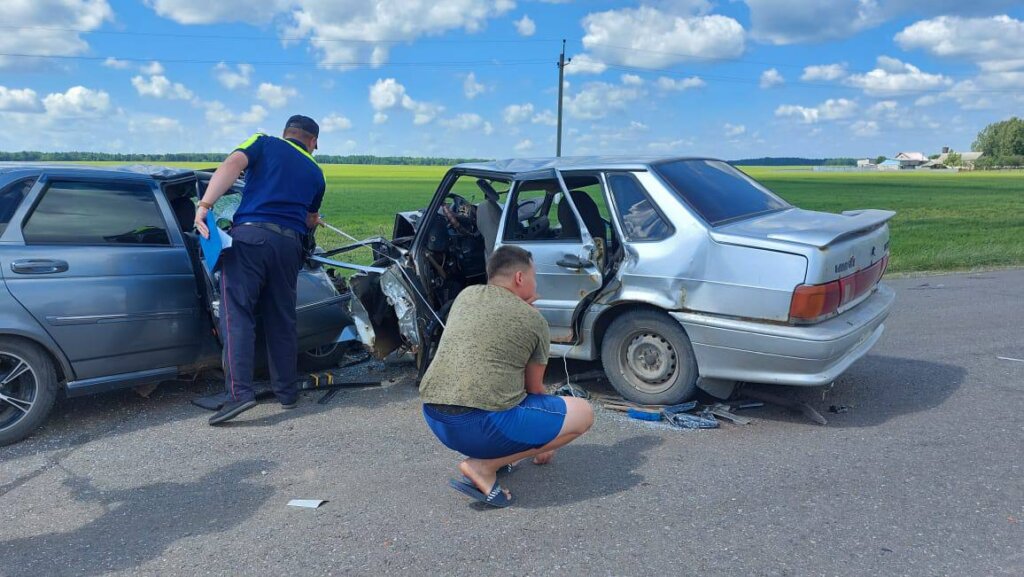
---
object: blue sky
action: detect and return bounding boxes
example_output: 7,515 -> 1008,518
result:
2,0 -> 1023,159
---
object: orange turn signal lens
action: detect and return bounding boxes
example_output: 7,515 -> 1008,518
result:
789,281 -> 842,322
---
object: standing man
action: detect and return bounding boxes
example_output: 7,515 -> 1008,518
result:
419,246 -> 594,507
195,115 -> 326,425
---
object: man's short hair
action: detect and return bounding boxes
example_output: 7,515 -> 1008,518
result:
487,245 -> 533,280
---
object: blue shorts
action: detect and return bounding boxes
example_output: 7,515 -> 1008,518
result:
423,394 -> 567,459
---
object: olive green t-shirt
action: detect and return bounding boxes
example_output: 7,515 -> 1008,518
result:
419,284 -> 550,411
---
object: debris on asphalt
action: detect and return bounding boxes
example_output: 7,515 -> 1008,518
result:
596,395 -> 730,429
828,405 -> 850,414
626,407 -> 662,421
707,403 -> 752,425
288,499 -> 327,509
666,410 -> 719,429
741,388 -> 828,426
996,356 -> 1024,363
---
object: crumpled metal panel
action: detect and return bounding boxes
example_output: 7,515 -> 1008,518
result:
380,267 -> 420,351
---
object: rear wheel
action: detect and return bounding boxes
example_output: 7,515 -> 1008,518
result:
0,338 -> 59,447
298,342 -> 353,372
601,310 -> 698,406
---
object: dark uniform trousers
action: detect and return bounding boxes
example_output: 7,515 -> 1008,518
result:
219,224 -> 305,404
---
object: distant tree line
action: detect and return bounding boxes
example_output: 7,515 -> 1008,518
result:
0,151 -> 489,166
973,117 -> 1024,168
732,157 -> 856,166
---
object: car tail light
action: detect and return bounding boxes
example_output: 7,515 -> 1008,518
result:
790,256 -> 888,323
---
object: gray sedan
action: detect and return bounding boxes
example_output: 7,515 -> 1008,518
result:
318,157 -> 894,405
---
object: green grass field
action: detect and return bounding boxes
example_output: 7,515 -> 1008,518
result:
80,161 -> 1024,274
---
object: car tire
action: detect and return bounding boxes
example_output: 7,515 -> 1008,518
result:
601,310 -> 699,406
298,342 -> 354,372
0,338 -> 59,447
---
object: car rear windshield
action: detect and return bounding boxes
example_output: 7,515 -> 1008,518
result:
653,160 -> 789,226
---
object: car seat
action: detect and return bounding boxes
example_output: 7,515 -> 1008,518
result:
475,179 -> 502,260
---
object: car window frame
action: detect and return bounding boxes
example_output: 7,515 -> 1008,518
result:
0,175 -> 40,237
501,178 -> 586,245
649,159 -> 791,228
603,170 -> 675,243
20,176 -> 174,248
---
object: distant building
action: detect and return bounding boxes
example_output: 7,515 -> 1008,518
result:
857,159 -> 875,167
877,159 -> 902,171
893,151 -> 928,169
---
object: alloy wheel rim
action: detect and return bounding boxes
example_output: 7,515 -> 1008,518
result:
0,352 -> 37,432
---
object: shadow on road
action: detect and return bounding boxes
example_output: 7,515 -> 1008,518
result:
512,435 -> 663,509
0,459 -> 274,577
743,354 -> 966,428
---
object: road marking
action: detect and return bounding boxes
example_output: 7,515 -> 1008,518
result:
997,356 -> 1024,363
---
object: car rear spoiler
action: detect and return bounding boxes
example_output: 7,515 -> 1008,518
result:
763,209 -> 896,248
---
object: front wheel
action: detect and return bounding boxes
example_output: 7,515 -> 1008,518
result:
601,310 -> 699,406
0,338 -> 59,446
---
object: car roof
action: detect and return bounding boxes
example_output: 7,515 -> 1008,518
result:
454,156 -> 720,175
0,162 -> 196,181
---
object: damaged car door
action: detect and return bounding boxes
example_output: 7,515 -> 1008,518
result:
495,168 -> 605,342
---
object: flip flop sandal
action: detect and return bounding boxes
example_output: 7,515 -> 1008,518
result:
448,478 -> 514,508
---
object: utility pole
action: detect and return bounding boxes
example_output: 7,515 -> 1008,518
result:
556,39 -> 570,157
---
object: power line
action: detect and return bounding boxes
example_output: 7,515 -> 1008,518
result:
0,24 -> 564,45
605,64 -> 1024,95
0,52 -> 550,70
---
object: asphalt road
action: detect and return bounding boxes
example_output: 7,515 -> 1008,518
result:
1,270 -> 1022,577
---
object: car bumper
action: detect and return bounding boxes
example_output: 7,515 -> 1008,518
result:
671,283 -> 895,387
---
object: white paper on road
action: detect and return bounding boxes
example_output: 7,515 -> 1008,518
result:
288,499 -> 328,509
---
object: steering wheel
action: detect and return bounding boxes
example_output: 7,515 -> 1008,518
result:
515,197 -> 549,238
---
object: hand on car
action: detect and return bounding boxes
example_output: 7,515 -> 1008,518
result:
195,205 -> 210,239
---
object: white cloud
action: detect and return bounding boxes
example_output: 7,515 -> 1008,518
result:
802,63 -> 848,81
759,68 -> 784,88
140,61 -> 165,76
131,75 -> 195,100
896,15 -> 1024,72
203,101 -> 268,137
647,138 -> 693,152
146,0 -> 289,25
566,80 -> 645,120
845,56 -> 951,96
256,83 -> 298,108
43,86 -> 111,118
103,57 -> 131,70
214,63 -> 254,89
503,103 -> 535,124
463,72 -> 486,99
775,98 -> 858,123
656,76 -> 705,91
851,120 -> 880,137
483,121 -> 494,136
724,123 -> 746,137
284,0 -> 515,69
370,78 -> 406,111
130,116 -> 182,133
581,6 -> 744,68
0,0 -> 113,69
867,100 -> 899,116
744,0 -> 1020,45
0,87 -> 41,112
629,120 -> 648,131
514,139 -> 534,153
621,74 -> 644,86
915,80 -> 994,110
441,113 -> 485,131
565,54 -> 608,76
321,113 -> 353,132
514,14 -> 536,36
532,109 -> 557,126
368,78 -> 442,125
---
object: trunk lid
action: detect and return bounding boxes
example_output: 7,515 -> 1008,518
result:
713,207 -> 893,286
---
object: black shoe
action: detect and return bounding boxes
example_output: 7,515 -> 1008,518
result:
208,399 -> 257,425
281,400 -> 298,410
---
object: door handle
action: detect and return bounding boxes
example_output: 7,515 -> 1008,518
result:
11,259 -> 69,274
556,254 -> 591,270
